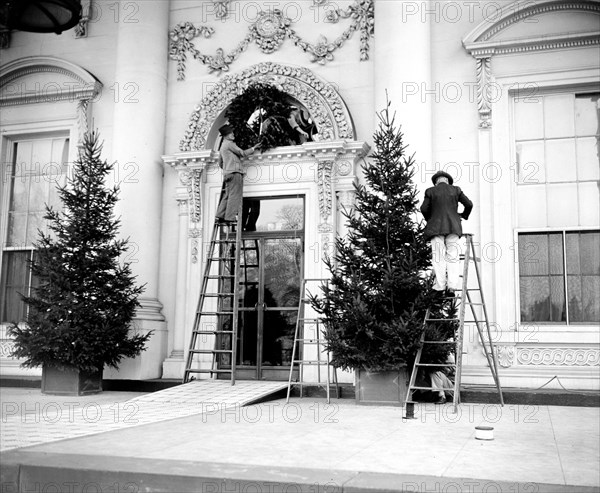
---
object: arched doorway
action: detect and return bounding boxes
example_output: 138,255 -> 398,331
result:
163,63 -> 369,381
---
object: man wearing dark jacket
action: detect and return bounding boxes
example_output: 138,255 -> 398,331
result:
420,171 -> 473,295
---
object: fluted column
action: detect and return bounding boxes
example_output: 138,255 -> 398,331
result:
374,0 -> 432,177
105,0 -> 169,379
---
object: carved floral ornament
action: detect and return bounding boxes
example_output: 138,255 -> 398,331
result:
180,62 -> 354,152
462,0 -> 600,128
169,0 -> 374,79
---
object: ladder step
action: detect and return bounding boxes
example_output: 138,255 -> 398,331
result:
197,311 -> 235,316
423,340 -> 455,344
185,369 -> 232,374
193,330 -> 235,335
189,349 -> 233,354
416,363 -> 456,367
204,293 -> 235,297
294,360 -> 330,365
296,338 -> 321,343
410,386 -> 455,391
426,318 -> 460,322
206,275 -> 235,280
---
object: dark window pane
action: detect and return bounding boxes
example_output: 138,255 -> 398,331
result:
264,238 -> 301,307
566,231 -> 600,323
0,251 -> 32,323
243,197 -> 304,232
519,233 -> 565,322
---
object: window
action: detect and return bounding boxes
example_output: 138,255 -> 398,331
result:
514,90 -> 599,324
518,231 -> 600,324
0,136 -> 69,323
514,92 -> 599,228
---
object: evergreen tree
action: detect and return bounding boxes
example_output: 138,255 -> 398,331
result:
311,100 -> 435,371
9,131 -> 151,372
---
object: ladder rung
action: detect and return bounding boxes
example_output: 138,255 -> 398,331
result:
296,338 -> 321,343
410,386 -> 455,391
294,360 -> 330,365
426,318 -> 459,322
206,275 -> 235,280
416,363 -> 456,367
299,318 -> 321,322
185,369 -> 232,374
423,340 -> 455,344
189,349 -> 232,354
204,293 -> 235,297
193,330 -> 234,335
197,311 -> 234,316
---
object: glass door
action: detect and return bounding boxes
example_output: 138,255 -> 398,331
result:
235,196 -> 304,380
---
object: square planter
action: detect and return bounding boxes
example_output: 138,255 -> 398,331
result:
41,364 -> 103,396
355,367 -> 408,407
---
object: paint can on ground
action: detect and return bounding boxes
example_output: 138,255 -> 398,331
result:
475,425 -> 494,440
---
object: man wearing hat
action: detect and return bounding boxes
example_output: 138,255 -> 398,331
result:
420,171 -> 473,296
216,124 -> 259,226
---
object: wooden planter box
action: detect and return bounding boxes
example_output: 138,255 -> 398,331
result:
41,364 -> 103,396
355,367 -> 409,407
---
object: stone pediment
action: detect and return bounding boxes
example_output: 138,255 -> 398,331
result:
463,0 -> 600,56
0,56 -> 101,106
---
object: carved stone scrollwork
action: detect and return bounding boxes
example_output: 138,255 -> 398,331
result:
475,55 -> 493,129
74,0 -> 92,38
176,199 -> 188,216
317,160 -> 333,220
0,341 -> 15,358
517,348 -> 600,366
495,345 -> 515,368
180,170 -> 203,223
213,0 -> 231,19
77,99 -> 89,147
188,228 -> 202,264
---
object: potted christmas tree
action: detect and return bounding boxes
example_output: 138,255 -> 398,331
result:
8,131 -> 151,395
311,100 -> 434,406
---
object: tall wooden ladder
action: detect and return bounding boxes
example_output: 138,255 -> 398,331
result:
405,234 -> 504,413
286,278 -> 339,404
183,213 -> 242,385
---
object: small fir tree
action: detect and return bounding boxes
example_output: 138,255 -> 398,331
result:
9,131 -> 151,372
311,100 -> 437,371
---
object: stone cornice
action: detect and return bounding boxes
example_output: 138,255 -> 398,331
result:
0,56 -> 102,107
464,31 -> 600,57
163,140 -> 370,170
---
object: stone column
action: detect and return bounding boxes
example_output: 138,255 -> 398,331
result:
374,0 -> 432,179
105,0 -> 169,380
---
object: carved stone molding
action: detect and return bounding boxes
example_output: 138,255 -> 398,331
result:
475,56 -> 493,129
517,348 -> 600,366
0,341 -> 15,359
176,199 -> 188,216
180,63 -> 355,151
179,169 -> 204,223
74,0 -> 92,38
495,345 -> 515,368
317,160 -> 334,220
77,99 -> 90,147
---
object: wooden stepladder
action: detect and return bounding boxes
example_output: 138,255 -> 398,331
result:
183,212 -> 243,385
286,278 -> 339,404
405,234 -> 504,413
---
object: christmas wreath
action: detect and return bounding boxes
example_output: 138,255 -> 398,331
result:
225,83 -> 297,152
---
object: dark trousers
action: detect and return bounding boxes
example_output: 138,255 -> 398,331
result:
216,172 -> 243,222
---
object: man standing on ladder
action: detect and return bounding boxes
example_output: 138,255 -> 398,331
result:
216,124 -> 259,229
420,170 -> 473,298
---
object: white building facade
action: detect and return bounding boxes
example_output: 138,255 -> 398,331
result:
1,0 -> 598,390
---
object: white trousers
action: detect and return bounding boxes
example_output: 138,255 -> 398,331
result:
430,234 -> 461,291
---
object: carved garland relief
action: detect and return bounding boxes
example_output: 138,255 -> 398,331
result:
169,1 -> 374,79
180,62 -> 354,152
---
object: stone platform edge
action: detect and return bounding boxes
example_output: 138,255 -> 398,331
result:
1,450 -> 598,493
